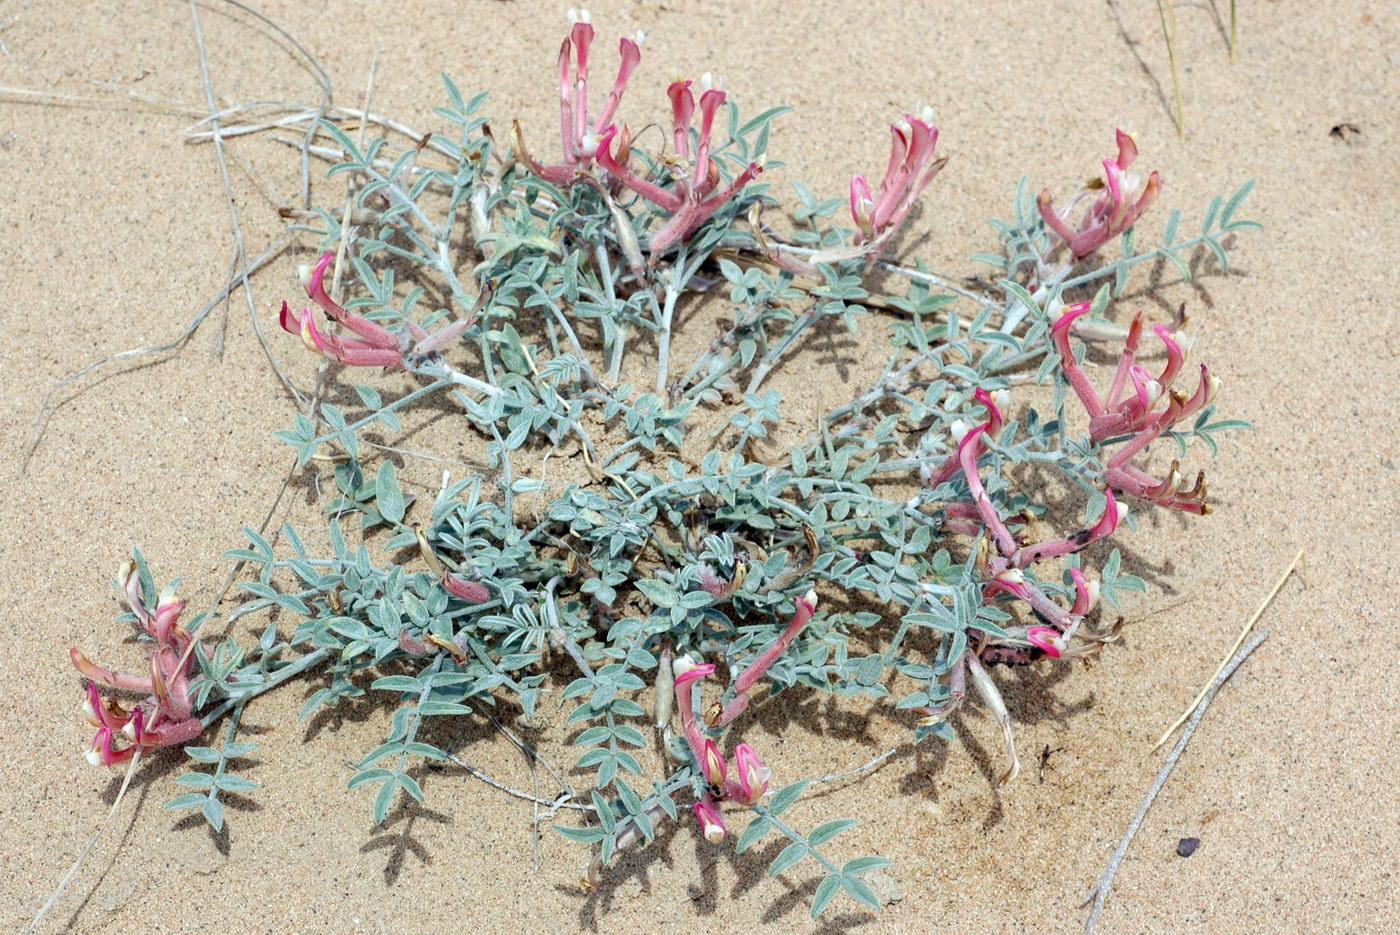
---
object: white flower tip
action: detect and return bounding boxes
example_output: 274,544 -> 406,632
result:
1172,329 -> 1195,350
1207,374 -> 1221,399
81,698 -> 98,726
702,823 -> 726,844
1145,379 -> 1162,401
567,7 -> 590,24
296,263 -> 311,288
579,133 -> 599,156
1117,503 -> 1131,524
993,388 -> 1011,411
1086,580 -> 1101,610
121,720 -> 138,741
803,588 -> 819,610
950,419 -> 969,443
894,118 -> 911,135
1000,568 -> 1025,585
916,103 -> 935,124
755,154 -> 767,169
634,29 -> 646,45
157,582 -> 178,608
700,71 -> 713,91
84,749 -> 103,767
673,653 -> 699,677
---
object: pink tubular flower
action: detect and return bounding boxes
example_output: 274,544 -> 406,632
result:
1069,568 -> 1100,616
699,737 -> 727,788
1038,129 -> 1161,260
708,591 -> 818,728
442,573 -> 490,603
1013,489 -> 1125,567
723,743 -> 772,806
72,563 -> 206,766
693,798 -> 727,844
515,10 -> 643,187
279,252 -> 472,368
673,654 -> 716,759
594,75 -> 765,258
1051,303 -> 1219,513
983,568 -> 1031,602
1026,625 -> 1066,658
850,105 -> 947,257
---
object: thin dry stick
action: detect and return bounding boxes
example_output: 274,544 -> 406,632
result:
1149,548 -> 1303,753
444,752 -> 591,812
482,710 -> 577,799
1229,0 -> 1239,63
1156,0 -> 1186,139
329,45 -> 381,303
811,745 -> 902,787
190,0 -> 306,406
211,0 -> 332,209
27,750 -> 144,933
1082,628 -> 1269,934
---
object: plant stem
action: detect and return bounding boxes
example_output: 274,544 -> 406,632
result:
1229,0 -> 1239,63
753,805 -> 842,875
746,302 -> 822,394
1157,0 -> 1186,139
655,245 -> 688,395
200,647 -> 330,727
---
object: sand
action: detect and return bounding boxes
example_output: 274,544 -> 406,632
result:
1,0 -> 1396,932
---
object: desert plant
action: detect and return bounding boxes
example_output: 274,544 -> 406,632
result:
65,10 -> 1257,921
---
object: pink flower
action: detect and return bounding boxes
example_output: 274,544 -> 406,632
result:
1026,625 -> 1066,658
515,11 -> 643,187
673,655 -> 716,688
699,737 -> 727,788
442,573 -> 490,603
280,252 -> 472,368
850,105 -> 946,256
594,76 -> 765,258
1069,568 -> 1100,616
723,743 -> 772,806
708,592 -> 819,728
1038,129 -> 1161,260
1013,489 -> 1125,567
672,654 -> 716,768
72,564 -> 206,766
1051,303 -> 1219,513
983,568 -> 1031,602
693,798 -> 727,844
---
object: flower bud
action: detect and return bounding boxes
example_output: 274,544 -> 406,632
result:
693,799 -> 727,844
699,738 -> 727,787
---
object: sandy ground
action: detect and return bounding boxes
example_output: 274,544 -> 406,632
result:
1,1 -> 1397,932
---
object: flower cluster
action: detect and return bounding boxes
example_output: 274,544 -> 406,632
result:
910,302 -> 1220,782
512,8 -> 643,187
1038,129 -> 1161,260
70,563 -> 205,767
670,592 -> 816,842
278,251 -> 471,368
1053,302 -> 1218,512
595,74 -> 766,258
850,104 -> 946,256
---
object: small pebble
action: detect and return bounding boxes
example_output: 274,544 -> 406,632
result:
1176,837 -> 1201,857
865,871 -> 904,906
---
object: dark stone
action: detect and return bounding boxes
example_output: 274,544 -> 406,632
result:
1176,837 -> 1201,857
